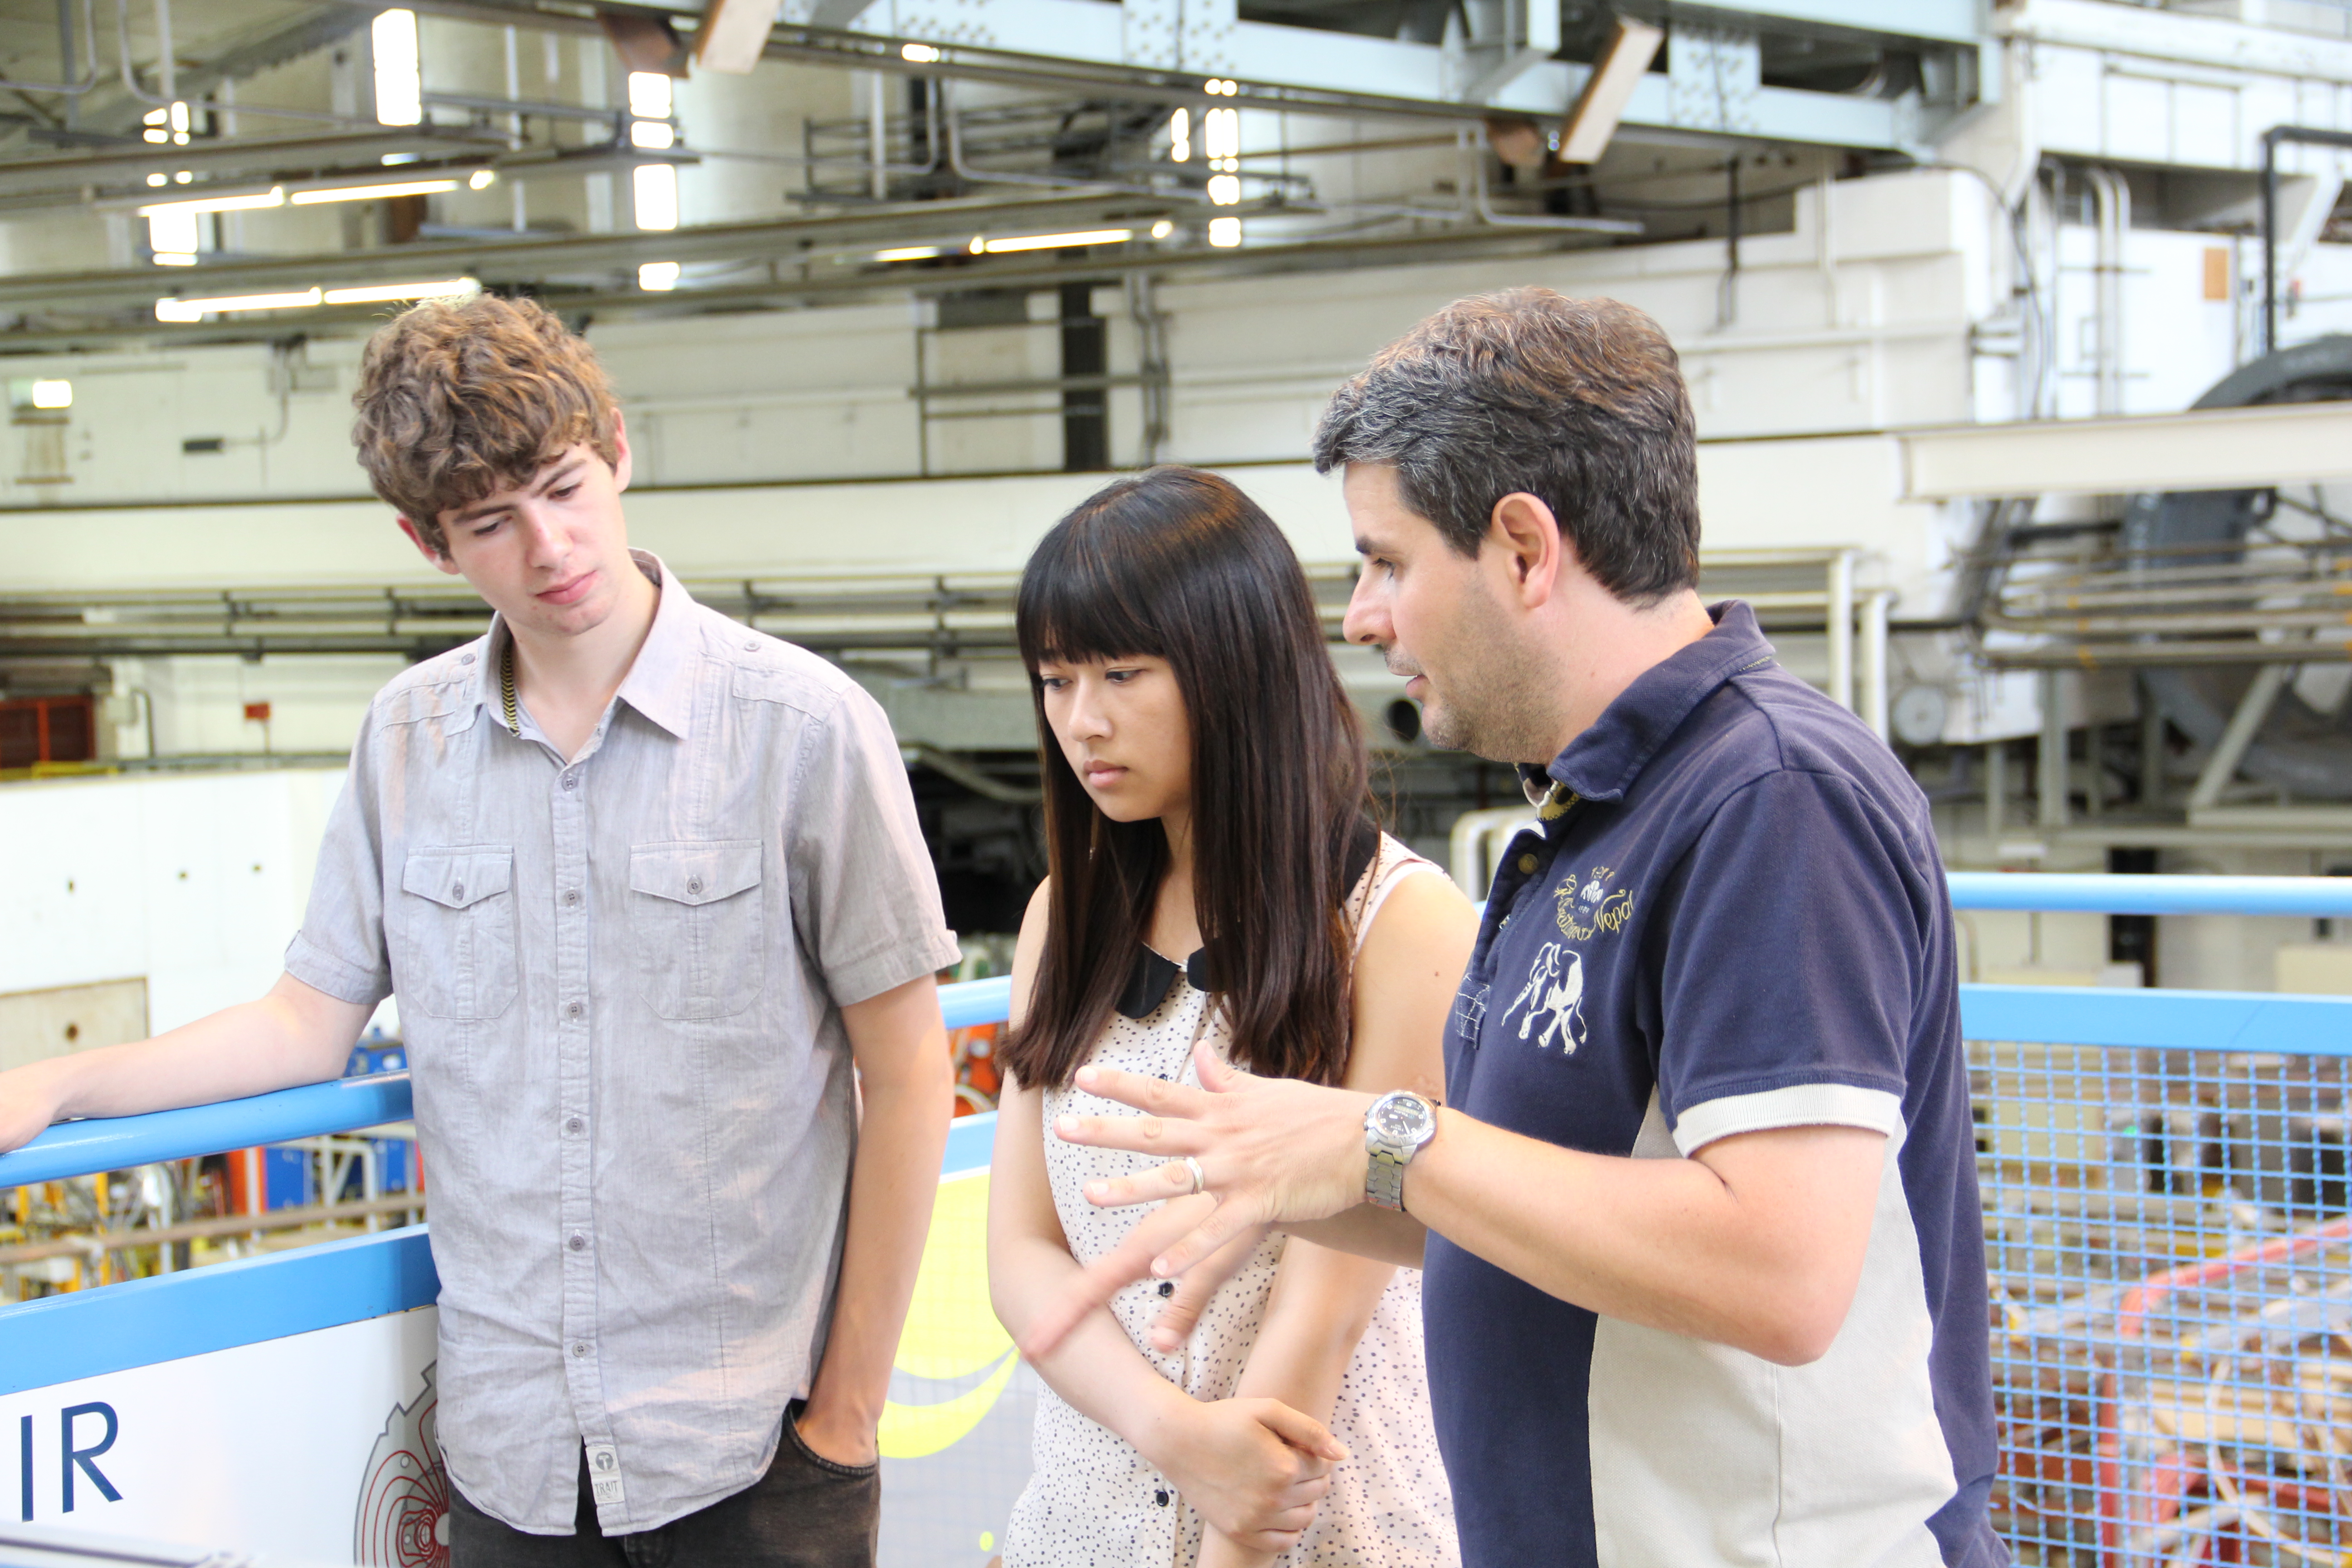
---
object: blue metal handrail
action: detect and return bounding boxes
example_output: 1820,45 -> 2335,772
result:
4,873 -> 2347,1192
1945,871 -> 2352,917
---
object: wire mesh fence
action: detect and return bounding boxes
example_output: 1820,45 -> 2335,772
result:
1981,1037 -> 2352,1567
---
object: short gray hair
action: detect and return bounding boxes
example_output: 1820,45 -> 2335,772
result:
1312,288 -> 1700,604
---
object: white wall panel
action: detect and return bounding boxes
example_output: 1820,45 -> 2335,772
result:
0,769 -> 344,1029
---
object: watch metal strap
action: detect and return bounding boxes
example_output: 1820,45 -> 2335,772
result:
1367,1146 -> 1409,1211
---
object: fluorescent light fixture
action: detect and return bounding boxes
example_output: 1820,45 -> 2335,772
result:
1204,106 -> 1239,162
639,261 -> 681,291
147,209 -> 200,257
289,178 -> 458,205
1555,16 -> 1664,165
1208,216 -> 1240,247
1205,174 -> 1241,206
1204,78 -> 1236,96
373,10 -> 422,127
322,278 -> 478,304
469,168 -> 497,190
1170,107 -> 1190,163
627,72 -> 673,120
154,288 -> 323,322
145,173 -> 166,187
872,245 -> 941,262
980,228 -> 1132,254
1149,220 -> 1173,240
29,380 -> 71,410
173,171 -> 191,184
139,187 -> 285,217
901,42 -> 939,64
632,120 -> 676,150
153,251 -> 196,266
633,163 -> 679,230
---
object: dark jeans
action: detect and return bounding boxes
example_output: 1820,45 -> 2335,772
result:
448,1406 -> 880,1568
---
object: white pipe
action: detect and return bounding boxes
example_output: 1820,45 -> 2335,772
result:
2087,167 -> 2130,416
1448,806 -> 1539,899
153,0 -> 172,105
1827,549 -> 1855,712
2038,668 -> 2067,830
1860,589 -> 1892,742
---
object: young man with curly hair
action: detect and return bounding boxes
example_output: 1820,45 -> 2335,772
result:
0,294 -> 959,1568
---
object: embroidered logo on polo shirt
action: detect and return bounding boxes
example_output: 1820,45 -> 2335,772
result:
1500,942 -> 1588,1054
1553,865 -> 1634,943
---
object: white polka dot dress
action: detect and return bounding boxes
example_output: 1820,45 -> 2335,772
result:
1003,837 -> 1460,1568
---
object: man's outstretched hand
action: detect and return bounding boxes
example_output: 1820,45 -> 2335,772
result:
1020,1040 -> 1376,1356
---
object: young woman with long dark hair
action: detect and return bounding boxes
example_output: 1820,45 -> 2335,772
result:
987,467 -> 1473,1568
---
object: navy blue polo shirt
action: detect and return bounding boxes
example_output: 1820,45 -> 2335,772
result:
1424,603 -> 2002,1568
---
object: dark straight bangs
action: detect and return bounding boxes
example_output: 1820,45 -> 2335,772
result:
1003,466 -> 1372,1093
1015,514 -> 1168,672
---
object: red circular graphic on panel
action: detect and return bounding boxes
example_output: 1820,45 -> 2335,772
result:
355,1361 -> 448,1568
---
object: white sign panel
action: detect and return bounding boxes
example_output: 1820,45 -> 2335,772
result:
0,1309 -> 440,1564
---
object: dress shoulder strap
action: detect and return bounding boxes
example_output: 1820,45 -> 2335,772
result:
1347,833 -> 1445,960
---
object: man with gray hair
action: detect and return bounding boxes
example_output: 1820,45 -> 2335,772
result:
1039,288 -> 2005,1567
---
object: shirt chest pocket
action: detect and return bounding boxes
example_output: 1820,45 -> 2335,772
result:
397,848 -> 519,1020
628,841 -> 766,1019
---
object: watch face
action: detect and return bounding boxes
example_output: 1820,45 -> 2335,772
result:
1374,1095 -> 1430,1141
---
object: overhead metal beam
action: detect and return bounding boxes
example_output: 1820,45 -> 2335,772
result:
0,190 -> 1203,312
0,219 -> 1618,348
1662,0 -> 1983,48
170,3 -> 377,106
404,0 -> 1946,150
0,127 -> 506,199
1899,401 -> 2352,500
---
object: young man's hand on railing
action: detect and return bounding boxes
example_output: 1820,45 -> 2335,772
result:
0,972 -> 372,1156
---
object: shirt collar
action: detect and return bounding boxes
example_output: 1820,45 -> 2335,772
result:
1520,601 -> 1775,808
475,551 -> 697,742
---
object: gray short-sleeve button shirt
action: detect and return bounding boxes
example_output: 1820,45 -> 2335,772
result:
284,555 -> 960,1535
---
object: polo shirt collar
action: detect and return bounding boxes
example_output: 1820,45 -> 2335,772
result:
474,550 -> 696,741
1521,600 -> 1774,808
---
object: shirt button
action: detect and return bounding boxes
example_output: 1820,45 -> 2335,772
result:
744,638 -> 759,651
564,889 -> 580,906
1154,1489 -> 1170,1507
565,1116 -> 585,1135
451,882 -> 466,900
686,876 -> 704,895
461,652 -> 476,665
571,1342 -> 589,1358
568,1232 -> 588,1252
566,1000 -> 584,1019
1157,1280 -> 1174,1297
1517,854 -> 1537,874
562,774 -> 578,791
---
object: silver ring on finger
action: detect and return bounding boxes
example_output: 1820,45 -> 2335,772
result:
1180,1155 -> 1206,1196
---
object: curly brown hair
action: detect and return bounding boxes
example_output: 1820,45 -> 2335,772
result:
351,294 -> 620,554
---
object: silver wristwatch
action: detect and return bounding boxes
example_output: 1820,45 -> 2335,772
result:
1364,1091 -> 1439,1211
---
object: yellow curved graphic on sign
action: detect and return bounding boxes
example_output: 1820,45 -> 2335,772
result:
879,1350 -> 1019,1459
880,1170 -> 1020,1459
